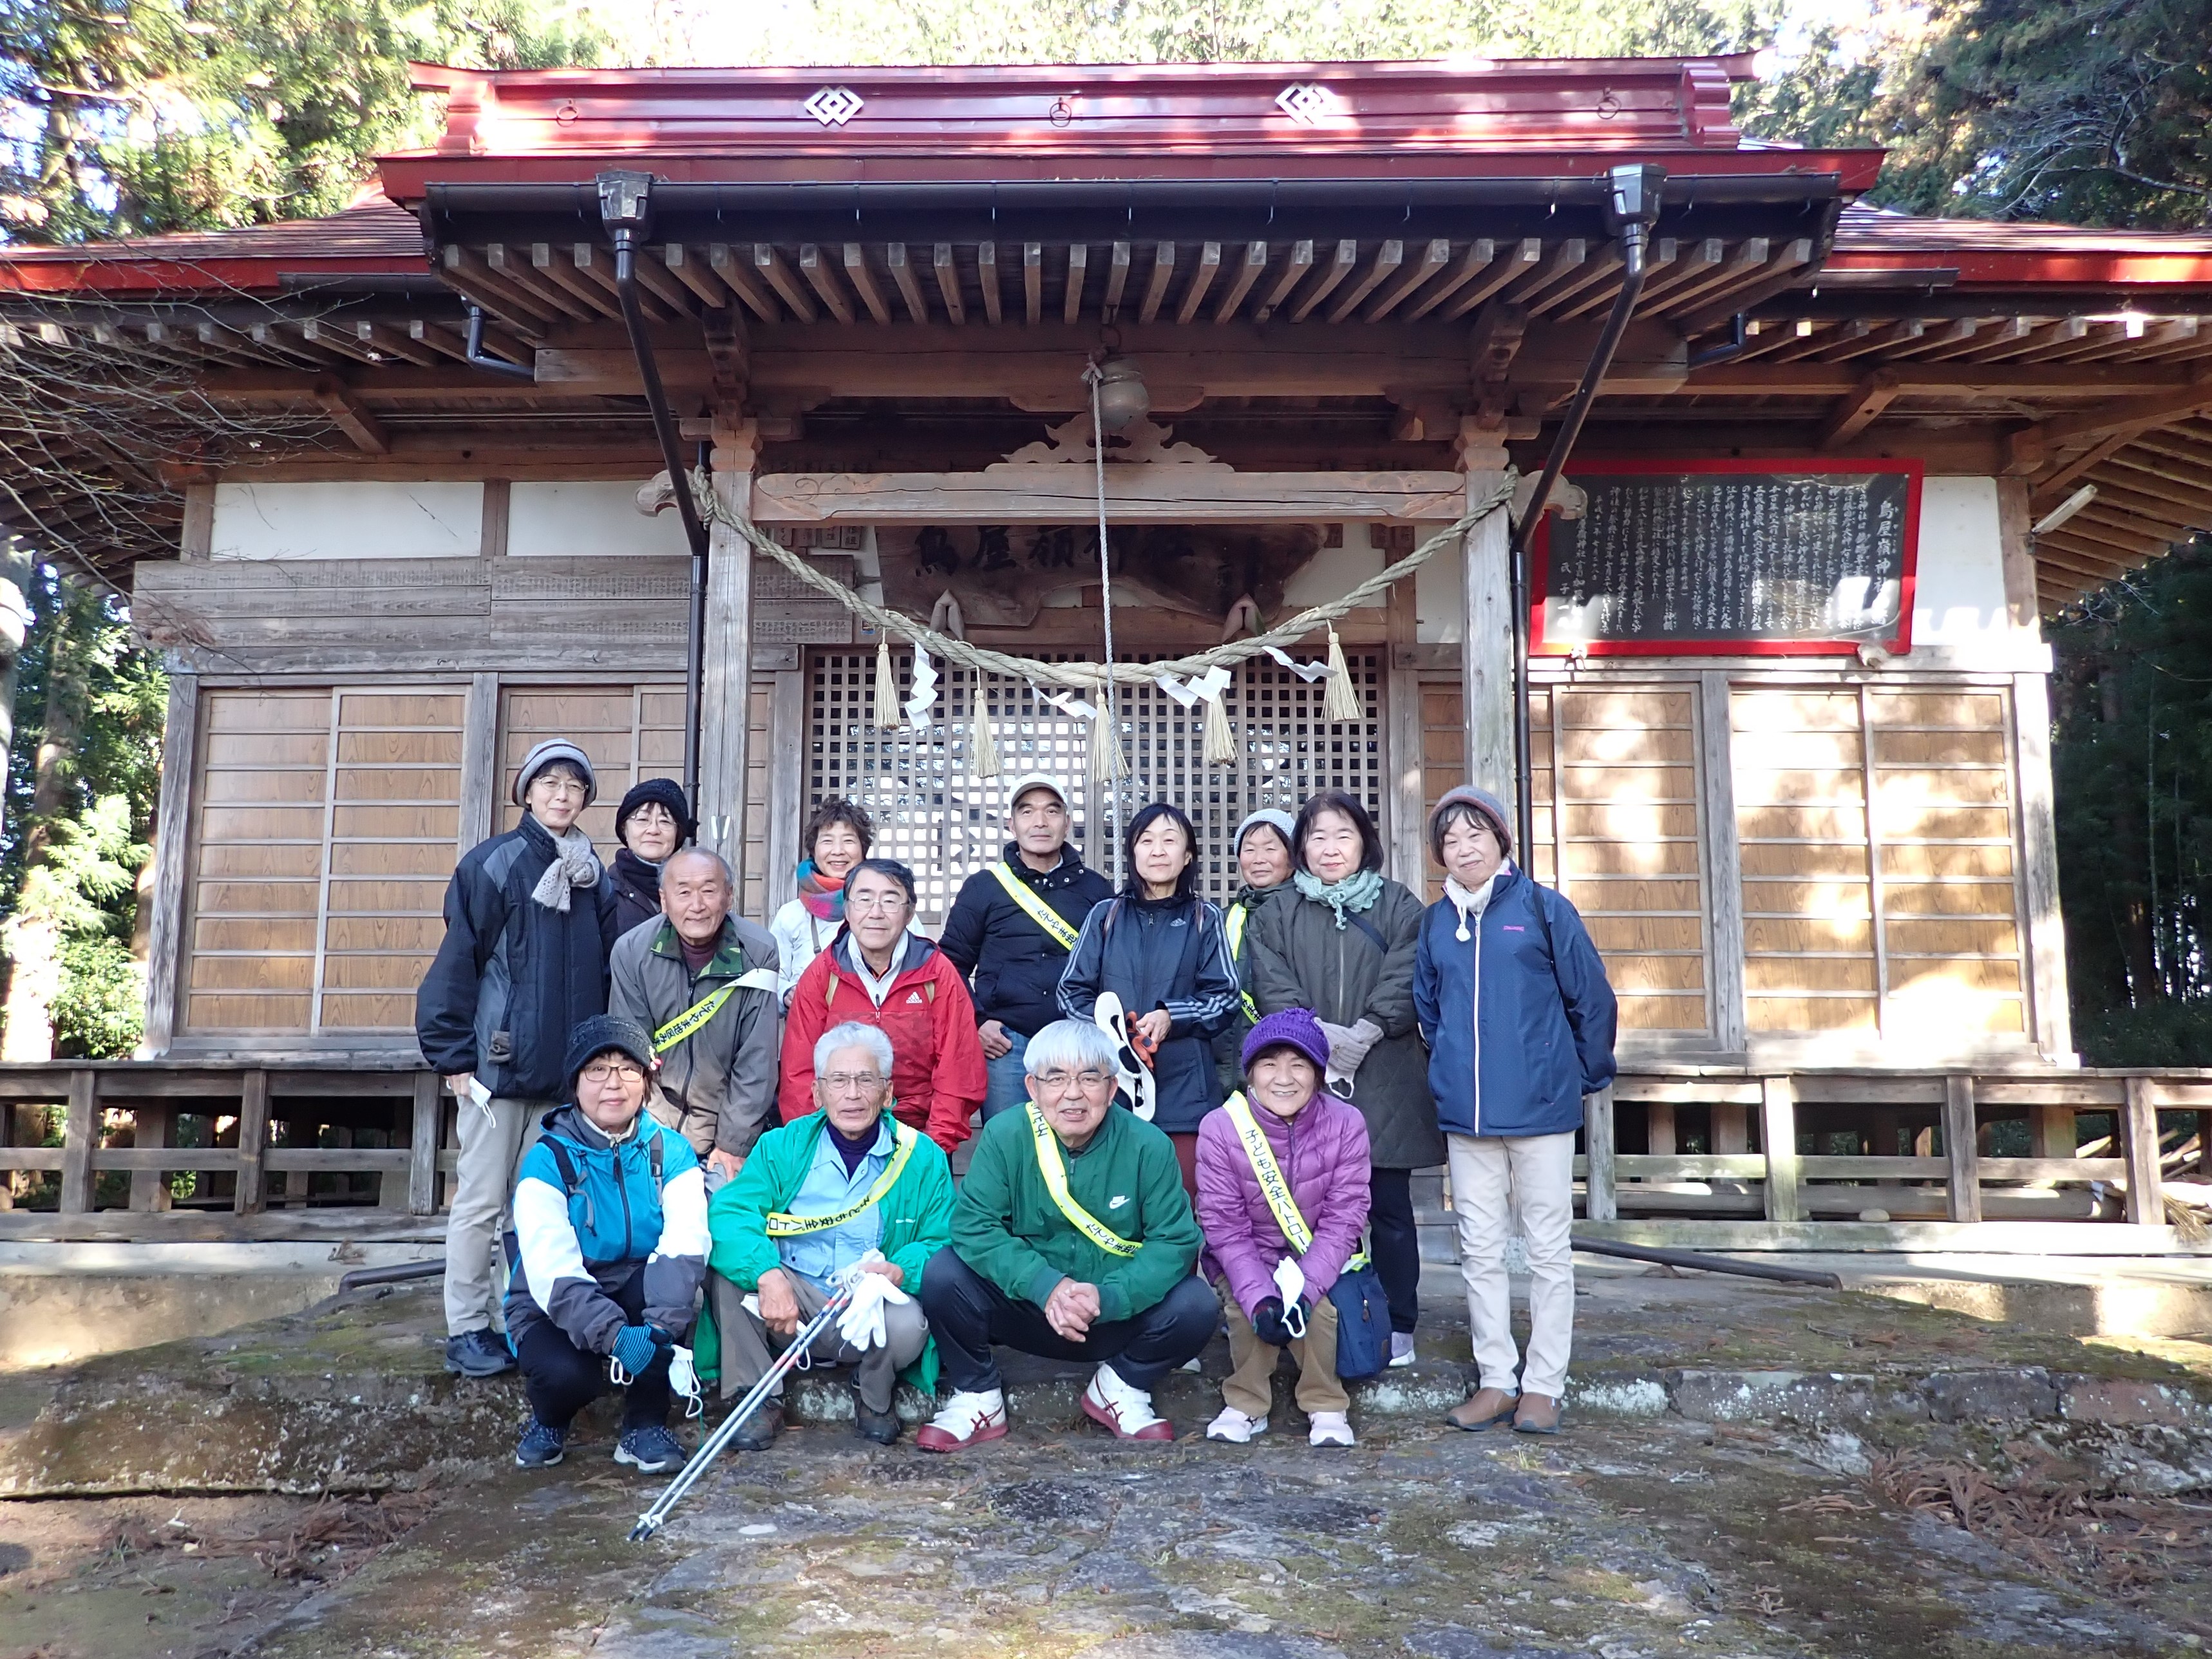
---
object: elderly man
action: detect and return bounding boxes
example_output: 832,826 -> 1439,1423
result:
779,858 -> 986,1153
704,1021 -> 952,1448
417,738 -> 618,1379
940,775 -> 1112,1123
507,1014 -> 707,1477
609,847 -> 779,1193
916,1018 -> 1214,1452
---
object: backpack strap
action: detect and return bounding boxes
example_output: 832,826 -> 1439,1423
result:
1345,912 -> 1388,956
544,1136 -> 582,1198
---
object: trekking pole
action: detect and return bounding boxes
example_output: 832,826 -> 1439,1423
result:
630,1281 -> 855,1542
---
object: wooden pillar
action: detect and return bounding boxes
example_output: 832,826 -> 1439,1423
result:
1457,432 -> 1516,810
138,672 -> 199,1057
1713,1100 -> 1750,1155
2028,1102 -> 2075,1160
1699,672 -> 1748,1054
1867,1106 -> 1900,1158
1583,1086 -> 1616,1222
457,670 -> 499,854
128,1104 -> 173,1212
1761,1076 -> 1801,1223
1645,1099 -> 1676,1156
1943,1074 -> 1981,1223
762,668 -> 806,927
406,1071 -> 441,1215
233,1068 -> 270,1215
2121,1075 -> 2164,1226
1385,577 -> 1426,887
2012,670 -> 2074,1062
698,421 -> 759,885
57,1068 -> 96,1213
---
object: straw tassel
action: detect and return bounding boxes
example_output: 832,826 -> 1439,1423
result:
1088,705 -> 1127,783
1323,625 -> 1363,723
1202,692 -> 1236,767
970,685 -> 1001,778
873,636 -> 901,728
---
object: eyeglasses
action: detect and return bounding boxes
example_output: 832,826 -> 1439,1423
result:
581,1059 -> 645,1085
821,1071 -> 886,1094
1035,1068 -> 1114,1093
847,892 -> 909,914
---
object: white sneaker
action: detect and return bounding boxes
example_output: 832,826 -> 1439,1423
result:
1179,1356 -> 1205,1373
1206,1406 -> 1269,1443
1388,1332 -> 1416,1369
916,1388 -> 1008,1454
1081,1364 -> 1173,1441
1308,1410 -> 1355,1448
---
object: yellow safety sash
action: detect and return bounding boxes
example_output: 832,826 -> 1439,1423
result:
1224,1092 -> 1369,1269
1225,902 -> 1258,1023
764,1119 -> 918,1237
990,862 -> 1081,953
652,983 -> 737,1052
1025,1103 -> 1139,1257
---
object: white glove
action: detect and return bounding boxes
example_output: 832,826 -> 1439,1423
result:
1322,1018 -> 1383,1093
835,1251 -> 912,1352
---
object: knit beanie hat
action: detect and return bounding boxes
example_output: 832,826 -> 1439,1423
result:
1234,808 -> 1297,857
1428,783 -> 1512,859
563,1014 -> 656,1092
513,738 -> 598,809
615,777 -> 695,846
1242,1006 -> 1332,1076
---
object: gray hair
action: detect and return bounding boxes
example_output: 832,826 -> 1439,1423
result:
813,1020 -> 893,1079
1023,1018 -> 1119,1078
665,846 -> 733,886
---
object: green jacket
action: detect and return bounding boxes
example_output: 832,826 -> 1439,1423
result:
699,1109 -> 954,1393
951,1104 -> 1202,1325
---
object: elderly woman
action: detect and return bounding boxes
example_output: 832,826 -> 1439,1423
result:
1196,1007 -> 1371,1448
779,857 -> 986,1153
1211,808 -> 1297,1096
704,1021 -> 952,1448
1415,784 -> 1617,1437
609,777 -> 694,940
1056,802 -> 1242,1193
771,797 -> 874,1007
506,1014 -> 707,1477
1247,788 -> 1439,1369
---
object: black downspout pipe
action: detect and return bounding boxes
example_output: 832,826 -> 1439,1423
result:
599,169 -> 712,817
462,305 -> 536,381
1508,164 -> 1666,866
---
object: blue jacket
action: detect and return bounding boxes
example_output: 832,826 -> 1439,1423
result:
1057,892 -> 1242,1133
505,1105 -> 708,1356
940,842 -> 1114,1039
1412,866 -> 1618,1139
414,815 -> 618,1100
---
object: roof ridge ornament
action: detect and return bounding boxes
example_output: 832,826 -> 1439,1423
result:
1275,82 -> 1347,126
803,86 -> 864,128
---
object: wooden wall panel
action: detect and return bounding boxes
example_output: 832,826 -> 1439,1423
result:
1419,678 -> 1466,902
497,684 -> 686,861
741,683 -> 771,922
1732,688 -> 1878,1034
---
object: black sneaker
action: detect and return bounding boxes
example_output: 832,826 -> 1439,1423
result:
515,1418 -> 566,1468
855,1394 -> 902,1446
725,1400 -> 782,1452
446,1329 -> 515,1378
614,1424 -> 688,1474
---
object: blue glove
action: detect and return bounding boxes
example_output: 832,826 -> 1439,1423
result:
610,1325 -> 664,1378
1251,1297 -> 1292,1347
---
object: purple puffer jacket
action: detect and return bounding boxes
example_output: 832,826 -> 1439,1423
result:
1195,1090 -> 1372,1318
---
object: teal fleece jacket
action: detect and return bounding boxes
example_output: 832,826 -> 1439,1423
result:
950,1103 -> 1202,1325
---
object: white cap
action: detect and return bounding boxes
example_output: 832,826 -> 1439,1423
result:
1004,774 -> 1070,812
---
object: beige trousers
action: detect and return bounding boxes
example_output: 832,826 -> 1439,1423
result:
1217,1278 -> 1349,1419
442,1094 -> 549,1336
1447,1130 -> 1576,1398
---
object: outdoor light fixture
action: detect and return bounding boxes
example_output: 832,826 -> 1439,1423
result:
1092,356 -> 1149,431
2032,484 -> 2098,536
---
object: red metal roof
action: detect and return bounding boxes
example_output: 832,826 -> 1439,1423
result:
0,198 -> 422,295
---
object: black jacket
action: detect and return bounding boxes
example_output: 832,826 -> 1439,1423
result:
1057,892 -> 1242,1133
414,815 -> 619,1100
940,842 -> 1113,1039
609,847 -> 663,941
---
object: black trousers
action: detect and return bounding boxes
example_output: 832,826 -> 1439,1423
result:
1368,1166 -> 1421,1336
920,1247 -> 1217,1395
513,1264 -> 677,1432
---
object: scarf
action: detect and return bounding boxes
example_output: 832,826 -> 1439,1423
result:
1293,866 -> 1385,930
530,825 -> 603,912
797,860 -> 847,924
1444,869 -> 1505,942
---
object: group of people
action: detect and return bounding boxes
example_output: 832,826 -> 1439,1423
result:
414,742 -> 1618,1474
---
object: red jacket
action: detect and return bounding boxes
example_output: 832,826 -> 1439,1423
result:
778,931 -> 985,1152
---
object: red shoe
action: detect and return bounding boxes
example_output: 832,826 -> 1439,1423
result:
915,1389 -> 1008,1453
1081,1365 -> 1173,1441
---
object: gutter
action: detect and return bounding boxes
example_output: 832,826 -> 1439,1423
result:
1508,164 -> 1666,866
598,170 -> 713,817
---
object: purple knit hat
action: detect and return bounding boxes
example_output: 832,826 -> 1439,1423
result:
1242,1007 -> 1332,1076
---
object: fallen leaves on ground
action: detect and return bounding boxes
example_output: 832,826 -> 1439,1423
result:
99,1489 -> 441,1586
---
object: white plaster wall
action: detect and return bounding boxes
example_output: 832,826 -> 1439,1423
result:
1414,524 -> 1462,644
1907,476 -> 2014,645
1280,524 -> 1386,611
210,481 -> 482,560
507,481 -> 693,558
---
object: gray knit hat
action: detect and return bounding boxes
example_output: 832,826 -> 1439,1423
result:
1428,784 -> 1511,860
1234,808 -> 1296,856
513,738 -> 598,808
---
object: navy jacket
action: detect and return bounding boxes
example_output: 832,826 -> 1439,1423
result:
1412,866 -> 1619,1139
414,815 -> 619,1101
1057,893 -> 1242,1133
608,848 -> 663,941
940,842 -> 1113,1039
